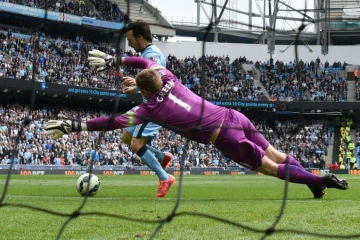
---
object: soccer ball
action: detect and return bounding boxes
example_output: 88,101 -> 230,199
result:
76,173 -> 100,196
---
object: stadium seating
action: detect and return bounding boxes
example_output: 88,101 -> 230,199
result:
0,103 -> 330,169
0,28 -> 354,102
89,0 -> 125,22
167,55 -> 268,101
0,30 -> 136,90
254,119 -> 328,168
0,103 -> 227,167
255,59 -> 347,102
8,0 -> 125,22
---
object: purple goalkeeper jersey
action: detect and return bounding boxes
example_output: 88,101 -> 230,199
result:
86,57 -> 228,144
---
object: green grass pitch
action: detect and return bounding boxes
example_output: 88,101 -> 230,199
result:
0,174 -> 359,240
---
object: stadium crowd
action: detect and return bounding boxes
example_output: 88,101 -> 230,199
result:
254,118 -> 328,169
0,29 -> 269,101
1,28 -> 341,102
0,29 -> 140,90
0,103 -> 329,169
167,54 -> 268,101
256,58 -> 347,102
356,79 -> 360,101
89,0 -> 125,22
0,104 -> 228,168
7,0 -> 125,23
0,28 -> 353,102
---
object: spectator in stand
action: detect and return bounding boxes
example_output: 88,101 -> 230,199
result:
167,54 -> 266,101
356,80 -> 360,102
0,103 -> 202,167
8,0 -> 124,23
0,29 -> 138,90
354,68 -> 358,81
256,58 -> 347,102
89,0 -> 124,22
0,101 -> 334,175
251,118 -> 329,169
0,28 -> 354,101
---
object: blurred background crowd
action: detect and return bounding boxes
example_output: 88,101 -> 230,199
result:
0,27 -> 357,170
0,104 -> 330,169
0,29 -> 351,102
7,0 -> 125,23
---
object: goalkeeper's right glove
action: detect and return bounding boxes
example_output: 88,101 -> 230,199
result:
87,49 -> 121,73
45,115 -> 82,140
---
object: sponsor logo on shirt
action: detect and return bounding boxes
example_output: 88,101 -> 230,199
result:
157,81 -> 175,102
158,70 -> 165,77
150,56 -> 160,64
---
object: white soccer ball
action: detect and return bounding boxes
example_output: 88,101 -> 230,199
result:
76,173 -> 100,196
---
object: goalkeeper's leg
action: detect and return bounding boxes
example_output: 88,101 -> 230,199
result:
263,145 -> 325,198
214,133 -> 326,187
240,115 -> 308,169
240,114 -> 323,198
257,155 -> 348,193
214,129 -> 348,197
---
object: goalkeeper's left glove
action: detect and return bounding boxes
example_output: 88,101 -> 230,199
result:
45,115 -> 82,140
87,49 -> 121,73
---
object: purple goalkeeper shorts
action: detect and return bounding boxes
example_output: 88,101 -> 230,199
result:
214,109 -> 269,170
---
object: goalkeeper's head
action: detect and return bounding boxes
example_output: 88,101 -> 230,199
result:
135,69 -> 163,100
126,20 -> 153,52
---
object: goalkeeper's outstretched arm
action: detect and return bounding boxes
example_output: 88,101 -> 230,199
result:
45,110 -> 146,140
45,50 -> 161,140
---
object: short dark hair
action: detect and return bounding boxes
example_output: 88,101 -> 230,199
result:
127,20 -> 153,43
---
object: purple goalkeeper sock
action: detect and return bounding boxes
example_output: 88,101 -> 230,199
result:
286,155 -> 314,189
285,155 -> 304,169
277,164 -> 324,187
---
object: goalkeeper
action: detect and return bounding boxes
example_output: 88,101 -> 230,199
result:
46,51 -> 349,199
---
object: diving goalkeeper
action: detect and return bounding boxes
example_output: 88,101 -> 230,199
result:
46,50 -> 349,198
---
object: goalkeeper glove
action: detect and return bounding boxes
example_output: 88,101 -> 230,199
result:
45,115 -> 82,140
87,49 -> 121,73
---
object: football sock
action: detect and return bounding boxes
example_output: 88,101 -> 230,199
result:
146,144 -> 165,162
277,164 -> 324,187
285,155 -> 305,169
137,146 -> 168,180
285,155 -> 313,189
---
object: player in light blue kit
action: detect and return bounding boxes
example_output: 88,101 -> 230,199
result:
90,20 -> 174,198
122,20 -> 174,197
47,54 -> 349,199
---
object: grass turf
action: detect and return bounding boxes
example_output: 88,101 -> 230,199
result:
0,174 -> 359,240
